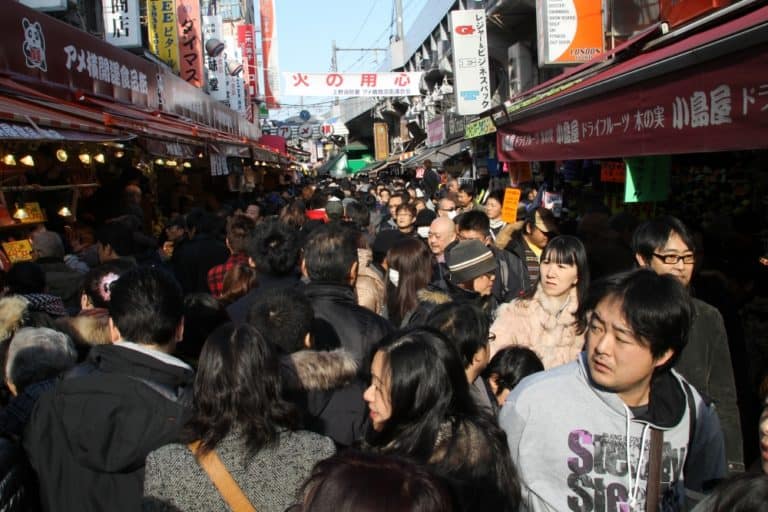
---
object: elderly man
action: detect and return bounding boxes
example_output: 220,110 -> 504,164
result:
436,196 -> 458,220
428,216 -> 458,290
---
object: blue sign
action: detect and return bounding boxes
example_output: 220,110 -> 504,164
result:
460,90 -> 480,101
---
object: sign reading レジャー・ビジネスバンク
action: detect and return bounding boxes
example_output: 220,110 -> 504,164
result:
450,9 -> 492,115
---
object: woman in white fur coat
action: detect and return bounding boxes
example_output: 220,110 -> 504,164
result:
489,236 -> 589,369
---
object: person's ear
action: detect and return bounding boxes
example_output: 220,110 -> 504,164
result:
108,317 -> 122,343
303,332 -> 313,349
653,348 -> 674,369
5,379 -> 17,397
175,317 -> 185,343
80,293 -> 92,310
300,258 -> 309,278
635,253 -> 650,268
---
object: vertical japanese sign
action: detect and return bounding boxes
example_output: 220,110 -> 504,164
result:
373,122 -> 389,161
202,15 -> 228,102
450,9 -> 491,115
147,0 -> 179,72
427,116 -> 445,147
176,0 -> 203,88
624,156 -> 670,203
259,0 -> 281,109
237,24 -> 259,122
536,0 -> 604,66
223,39 -> 246,114
501,188 -> 521,223
103,0 -> 141,48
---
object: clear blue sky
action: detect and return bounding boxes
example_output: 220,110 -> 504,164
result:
271,0 -> 429,121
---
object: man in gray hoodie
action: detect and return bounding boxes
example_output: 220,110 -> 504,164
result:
500,269 -> 726,512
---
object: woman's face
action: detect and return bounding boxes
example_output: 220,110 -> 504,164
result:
363,351 -> 392,431
470,271 -> 495,296
539,258 -> 578,298
485,198 -> 502,220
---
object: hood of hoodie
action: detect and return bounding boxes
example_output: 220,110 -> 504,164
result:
577,352 -> 687,430
53,344 -> 193,473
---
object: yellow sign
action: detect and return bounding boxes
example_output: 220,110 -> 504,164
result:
501,188 -> 521,223
20,202 -> 46,224
373,122 -> 389,162
147,0 -> 180,72
465,117 -> 497,139
2,240 -> 33,263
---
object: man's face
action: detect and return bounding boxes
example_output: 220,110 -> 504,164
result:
526,223 -> 551,250
458,229 -> 490,246
395,208 -> 415,231
587,296 -> 672,407
379,190 -> 391,204
457,190 -> 473,208
166,225 -> 185,243
447,180 -> 459,193
437,199 -> 457,219
388,196 -> 403,218
640,231 -> 695,288
428,221 -> 456,256
245,204 -> 260,221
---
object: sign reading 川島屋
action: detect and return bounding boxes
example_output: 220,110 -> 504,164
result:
450,9 -> 491,115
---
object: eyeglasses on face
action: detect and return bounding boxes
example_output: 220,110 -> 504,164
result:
652,253 -> 695,265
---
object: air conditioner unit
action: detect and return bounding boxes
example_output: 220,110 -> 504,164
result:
507,42 -> 535,96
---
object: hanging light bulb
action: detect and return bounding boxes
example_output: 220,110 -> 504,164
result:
114,150 -> 125,158
3,154 -> 16,166
182,161 -> 192,168
56,149 -> 68,162
165,159 -> 177,167
12,203 -> 28,220
94,153 -> 106,164
79,152 -> 92,165
57,205 -> 73,217
197,151 -> 204,159
19,155 -> 35,167
155,158 -> 165,166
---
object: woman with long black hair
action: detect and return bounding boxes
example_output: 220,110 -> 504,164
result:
143,324 -> 335,511
363,328 -> 521,512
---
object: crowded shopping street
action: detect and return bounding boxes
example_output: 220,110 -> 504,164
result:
0,0 -> 767,510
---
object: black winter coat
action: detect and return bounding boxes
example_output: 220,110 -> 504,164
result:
24,344 -> 194,512
171,234 -> 229,294
0,438 -> 39,512
304,282 -> 393,371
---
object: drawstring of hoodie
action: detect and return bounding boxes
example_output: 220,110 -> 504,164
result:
624,405 -> 651,511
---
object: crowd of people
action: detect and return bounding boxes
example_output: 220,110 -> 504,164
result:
0,168 -> 766,511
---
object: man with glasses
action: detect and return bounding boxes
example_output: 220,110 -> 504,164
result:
436,196 -> 458,220
633,216 -> 743,475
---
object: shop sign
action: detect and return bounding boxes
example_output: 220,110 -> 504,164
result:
103,0 -> 141,48
0,122 -> 64,140
147,0 -> 179,72
282,72 -> 423,97
427,116 -> 445,147
2,240 -> 34,263
536,0 -> 604,66
1,2 -> 158,108
445,112 -> 468,141
210,153 -> 229,176
624,156 -> 670,203
202,16 -> 228,103
223,39 -> 246,113
237,24 -> 259,122
176,0 -> 204,88
260,0 -> 281,109
465,117 -> 496,139
374,122 -> 389,161
450,9 -> 491,115
497,44 -> 768,162
501,188 -> 521,223
600,161 -> 626,182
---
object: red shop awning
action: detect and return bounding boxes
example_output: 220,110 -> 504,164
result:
497,4 -> 768,161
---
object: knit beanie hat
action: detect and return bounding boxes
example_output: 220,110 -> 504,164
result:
446,240 -> 496,284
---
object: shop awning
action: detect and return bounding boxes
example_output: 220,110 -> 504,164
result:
496,4 -> 768,161
404,138 -> 472,167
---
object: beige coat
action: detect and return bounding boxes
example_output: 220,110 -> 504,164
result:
355,248 -> 386,316
489,285 -> 583,369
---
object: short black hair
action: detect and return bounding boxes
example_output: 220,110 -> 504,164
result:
344,200 -> 370,229
185,208 -> 222,236
483,346 -> 544,397
459,183 -> 475,196
81,263 -> 124,308
95,222 -> 134,257
247,219 -> 300,277
246,288 -> 314,354
303,224 -> 358,284
108,267 -> 184,346
226,214 -> 255,254
632,215 -> 696,264
580,269 -> 691,369
426,303 -> 489,369
6,262 -> 46,294
457,210 -> 491,237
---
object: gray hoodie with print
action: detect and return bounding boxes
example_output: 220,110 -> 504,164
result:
500,353 -> 726,512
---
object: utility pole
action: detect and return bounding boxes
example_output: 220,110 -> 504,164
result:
331,40 -> 338,72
